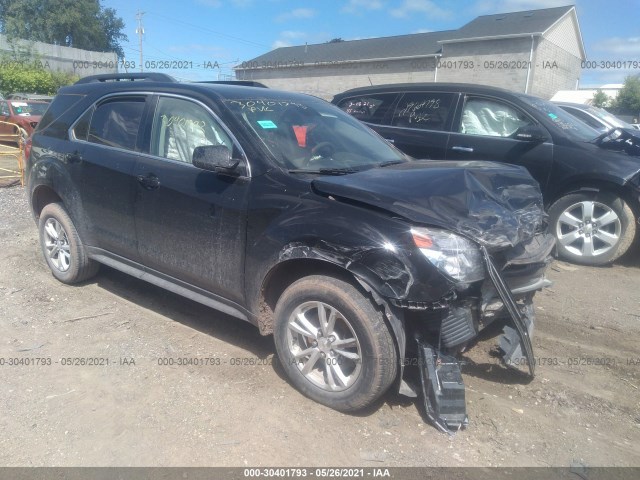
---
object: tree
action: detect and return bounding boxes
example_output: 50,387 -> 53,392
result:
327,38 -> 345,43
592,89 -> 611,108
614,76 -> 640,115
0,0 -> 127,58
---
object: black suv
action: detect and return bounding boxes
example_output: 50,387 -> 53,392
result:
333,83 -> 640,266
26,74 -> 553,430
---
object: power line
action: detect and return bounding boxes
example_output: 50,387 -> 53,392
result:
146,11 -> 268,48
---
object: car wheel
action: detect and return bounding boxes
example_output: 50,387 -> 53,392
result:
549,192 -> 636,266
273,275 -> 397,412
38,203 -> 99,284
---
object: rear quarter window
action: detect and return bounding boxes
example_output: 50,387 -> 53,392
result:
36,94 -> 86,138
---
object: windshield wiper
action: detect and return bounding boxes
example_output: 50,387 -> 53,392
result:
288,167 -> 359,175
378,160 -> 405,168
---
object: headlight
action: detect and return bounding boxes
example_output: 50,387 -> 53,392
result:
411,227 -> 484,283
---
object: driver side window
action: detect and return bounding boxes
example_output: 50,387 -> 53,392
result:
460,97 -> 532,137
151,96 -> 232,164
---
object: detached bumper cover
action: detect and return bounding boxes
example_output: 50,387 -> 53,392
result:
482,245 -> 536,377
416,236 -> 551,432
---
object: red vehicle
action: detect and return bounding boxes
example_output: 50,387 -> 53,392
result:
0,100 -> 49,143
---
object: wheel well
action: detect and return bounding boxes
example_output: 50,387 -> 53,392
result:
32,186 -> 62,219
258,259 -> 362,335
547,181 -> 639,213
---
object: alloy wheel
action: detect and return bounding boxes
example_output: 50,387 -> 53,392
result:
286,301 -> 362,391
556,200 -> 621,258
43,218 -> 71,272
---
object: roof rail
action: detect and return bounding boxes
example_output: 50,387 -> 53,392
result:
75,73 -> 177,84
197,80 -> 268,88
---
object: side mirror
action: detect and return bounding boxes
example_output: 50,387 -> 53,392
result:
192,145 -> 240,173
513,125 -> 547,142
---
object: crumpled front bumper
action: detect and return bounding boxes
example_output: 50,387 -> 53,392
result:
411,232 -> 555,432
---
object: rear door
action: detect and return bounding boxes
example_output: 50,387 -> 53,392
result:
71,94 -> 148,262
447,94 -> 554,190
133,94 -> 250,304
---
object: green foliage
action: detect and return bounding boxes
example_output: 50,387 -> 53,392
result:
0,62 -> 78,96
0,0 -> 127,58
614,76 -> 640,114
592,89 -> 611,108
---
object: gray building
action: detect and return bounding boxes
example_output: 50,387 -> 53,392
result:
235,5 -> 585,100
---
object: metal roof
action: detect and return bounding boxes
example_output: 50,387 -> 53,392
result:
442,5 -> 575,42
238,5 -> 577,69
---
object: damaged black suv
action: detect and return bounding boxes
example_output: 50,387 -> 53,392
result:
26,74 -> 553,430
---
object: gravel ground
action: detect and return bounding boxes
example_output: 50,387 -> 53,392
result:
0,185 -> 639,467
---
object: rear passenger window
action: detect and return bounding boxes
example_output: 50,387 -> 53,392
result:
88,97 -> 145,150
336,94 -> 397,124
391,93 -> 455,131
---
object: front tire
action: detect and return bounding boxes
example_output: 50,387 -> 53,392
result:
549,192 -> 636,265
273,275 -> 397,412
38,203 -> 99,284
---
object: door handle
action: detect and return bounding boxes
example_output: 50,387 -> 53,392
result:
385,138 -> 395,143
137,173 -> 160,190
451,146 -> 474,153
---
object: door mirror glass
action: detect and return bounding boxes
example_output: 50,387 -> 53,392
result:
193,145 -> 239,173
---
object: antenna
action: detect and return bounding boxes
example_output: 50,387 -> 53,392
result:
135,10 -> 145,72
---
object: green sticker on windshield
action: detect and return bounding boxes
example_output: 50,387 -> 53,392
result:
257,120 -> 277,129
548,113 -> 558,119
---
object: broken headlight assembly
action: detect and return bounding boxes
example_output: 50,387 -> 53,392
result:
410,227 -> 484,283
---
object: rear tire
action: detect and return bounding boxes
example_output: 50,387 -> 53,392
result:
548,192 -> 636,266
38,203 -> 99,284
273,275 -> 397,412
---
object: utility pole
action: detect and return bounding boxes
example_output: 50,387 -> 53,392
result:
136,10 -> 145,72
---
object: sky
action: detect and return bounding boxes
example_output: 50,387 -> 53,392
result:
104,0 -> 640,87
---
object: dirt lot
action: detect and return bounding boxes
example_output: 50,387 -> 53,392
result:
0,185 -> 639,467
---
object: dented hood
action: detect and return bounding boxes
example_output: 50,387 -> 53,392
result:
311,160 -> 545,249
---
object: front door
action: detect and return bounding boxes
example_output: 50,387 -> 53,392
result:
447,95 -> 554,191
134,95 -> 250,304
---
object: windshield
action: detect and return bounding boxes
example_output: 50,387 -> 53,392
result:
10,101 -> 48,116
223,94 -> 405,171
517,94 -> 600,142
587,106 -> 633,129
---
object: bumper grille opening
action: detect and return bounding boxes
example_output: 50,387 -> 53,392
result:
440,306 -> 476,349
